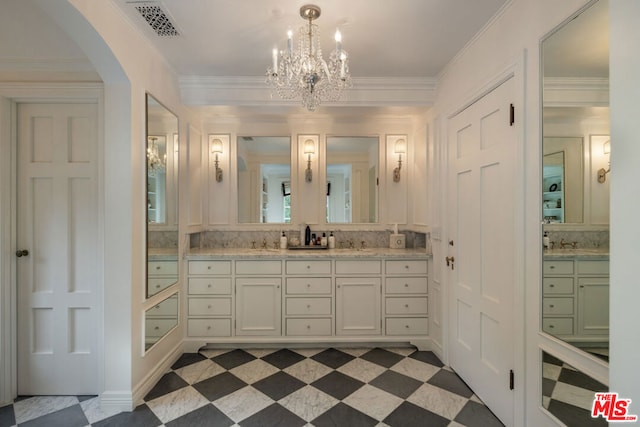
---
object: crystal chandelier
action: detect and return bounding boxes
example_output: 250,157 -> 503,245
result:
147,136 -> 166,176
266,4 -> 352,112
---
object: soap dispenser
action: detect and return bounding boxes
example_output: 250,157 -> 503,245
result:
280,231 -> 287,249
304,225 -> 311,246
543,231 -> 550,250
328,231 -> 335,249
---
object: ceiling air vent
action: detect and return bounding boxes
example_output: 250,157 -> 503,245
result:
133,3 -> 180,37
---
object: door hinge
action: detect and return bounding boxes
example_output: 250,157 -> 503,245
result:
509,103 -> 515,126
509,369 -> 515,390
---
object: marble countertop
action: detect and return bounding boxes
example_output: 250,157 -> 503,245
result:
186,247 -> 431,259
543,248 -> 609,258
148,248 -> 179,260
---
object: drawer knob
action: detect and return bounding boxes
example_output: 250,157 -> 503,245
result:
405,304 -> 409,308
156,266 -> 161,270
404,265 -> 410,269
549,325 -> 555,328
550,266 -> 555,269
307,325 -> 311,329
404,283 -> 409,287
207,326 -> 211,330
549,304 -> 555,308
154,326 -> 159,330
549,284 -> 555,287
307,304 -> 311,309
207,266 -> 212,270
207,305 -> 212,309
405,324 -> 410,328
156,284 -> 160,288
307,283 -> 311,287
155,305 -> 160,309
208,284 -> 212,288
306,265 -> 311,269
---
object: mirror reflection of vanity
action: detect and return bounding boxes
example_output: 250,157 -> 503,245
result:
145,94 -> 179,351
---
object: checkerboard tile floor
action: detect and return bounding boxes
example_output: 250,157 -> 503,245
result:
1,347 -> 504,427
542,352 -> 608,427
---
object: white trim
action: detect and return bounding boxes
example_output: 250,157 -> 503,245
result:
99,391 -> 135,414
131,341 -> 183,408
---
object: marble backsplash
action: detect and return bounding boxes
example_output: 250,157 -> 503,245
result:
190,229 -> 428,251
544,229 -> 609,249
148,230 -> 179,248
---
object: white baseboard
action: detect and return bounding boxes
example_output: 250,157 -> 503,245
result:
100,391 -> 134,413
131,342 -> 184,408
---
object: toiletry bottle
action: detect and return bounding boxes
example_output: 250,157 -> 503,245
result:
328,231 -> 335,249
321,232 -> 327,247
543,231 -> 550,249
305,225 -> 311,246
280,231 -> 287,249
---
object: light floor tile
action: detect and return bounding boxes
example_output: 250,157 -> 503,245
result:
146,386 -> 209,423
542,396 -> 551,408
343,384 -> 404,421
245,348 -> 278,358
174,359 -> 226,385
337,358 -> 387,383
214,386 -> 273,423
291,348 -> 325,358
80,396 -> 122,424
551,382 -> 597,411
279,385 -> 339,422
199,348 -> 234,358
340,348 -> 371,357
13,396 -> 79,423
386,347 -> 416,357
447,421 -> 466,427
229,359 -> 279,384
543,362 -> 562,381
391,357 -> 440,382
283,358 -> 333,384
407,383 -> 468,420
470,394 -> 483,404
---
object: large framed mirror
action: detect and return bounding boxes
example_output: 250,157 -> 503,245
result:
326,136 -> 379,223
146,94 -> 179,299
237,136 -> 291,224
541,0 -> 609,355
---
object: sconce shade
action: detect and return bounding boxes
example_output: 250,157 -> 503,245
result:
211,138 -> 223,154
304,139 -> 316,155
603,140 -> 611,154
394,138 -> 407,154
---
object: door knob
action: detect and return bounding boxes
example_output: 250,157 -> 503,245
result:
446,256 -> 455,266
16,249 -> 29,257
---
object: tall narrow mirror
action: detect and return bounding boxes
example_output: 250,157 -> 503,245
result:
146,94 -> 179,299
326,136 -> 379,223
541,0 -> 609,354
237,136 -> 291,224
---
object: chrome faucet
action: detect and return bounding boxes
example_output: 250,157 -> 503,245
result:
559,239 -> 578,249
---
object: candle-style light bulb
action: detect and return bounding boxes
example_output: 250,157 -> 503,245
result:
272,48 -> 278,73
287,30 -> 293,55
335,30 -> 342,57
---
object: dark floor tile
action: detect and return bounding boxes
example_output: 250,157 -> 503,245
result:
558,367 -> 608,392
240,403 -> 306,427
144,371 -> 189,401
212,349 -> 256,369
311,348 -> 355,369
0,404 -> 15,427
311,371 -> 365,400
384,401 -> 449,427
93,404 -> 162,427
360,348 -> 404,368
261,349 -> 306,369
192,372 -> 247,401
454,400 -> 504,427
409,350 -> 444,368
171,352 -> 207,370
542,352 -> 564,366
76,394 -> 97,402
369,370 -> 422,399
252,371 -> 306,401
427,369 -> 474,398
21,404 -> 88,427
542,377 -> 556,398
548,399 -> 607,427
166,403 -> 234,427
312,402 -> 377,427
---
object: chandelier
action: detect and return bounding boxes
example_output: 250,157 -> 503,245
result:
146,136 -> 166,176
266,4 -> 352,112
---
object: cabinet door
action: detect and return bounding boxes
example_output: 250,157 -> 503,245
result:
336,277 -> 381,335
577,277 -> 609,336
235,278 -> 282,336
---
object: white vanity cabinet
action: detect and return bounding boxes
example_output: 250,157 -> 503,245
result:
235,260 -> 282,336
186,260 -> 233,337
384,260 -> 429,336
285,260 -> 333,336
147,259 -> 178,297
335,260 -> 382,335
542,256 -> 609,342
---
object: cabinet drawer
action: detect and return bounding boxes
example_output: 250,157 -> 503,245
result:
286,318 -> 332,336
188,277 -> 231,295
543,277 -> 574,295
188,260 -> 232,275
543,318 -> 574,335
148,277 -> 177,295
145,318 -> 178,337
188,298 -> 232,316
543,297 -> 574,315
148,260 -> 178,276
385,318 -> 428,336
187,319 -> 231,337
543,260 -> 573,275
236,260 -> 282,275
577,260 -> 609,275
286,297 -> 332,315
286,260 -> 331,275
335,260 -> 381,275
386,260 -> 428,275
147,295 -> 178,316
386,277 -> 428,294
385,297 -> 428,315
286,277 -> 332,294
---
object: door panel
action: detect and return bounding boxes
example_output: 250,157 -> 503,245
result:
447,78 -> 515,425
17,103 -> 99,395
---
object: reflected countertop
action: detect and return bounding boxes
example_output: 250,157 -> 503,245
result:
148,248 -> 179,260
543,248 -> 609,258
186,247 -> 431,259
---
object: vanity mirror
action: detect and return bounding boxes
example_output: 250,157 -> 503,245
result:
146,94 -> 179,300
326,136 -> 379,223
237,136 -> 291,224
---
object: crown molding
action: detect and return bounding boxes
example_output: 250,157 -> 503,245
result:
543,77 -> 609,107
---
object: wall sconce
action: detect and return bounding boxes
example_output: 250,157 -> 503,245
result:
211,138 -> 223,182
304,139 -> 315,182
393,138 -> 406,183
597,139 -> 610,183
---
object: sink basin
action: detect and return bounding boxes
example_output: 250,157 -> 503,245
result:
288,246 -> 328,250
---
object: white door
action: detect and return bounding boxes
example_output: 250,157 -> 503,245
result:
235,278 -> 282,336
17,102 -> 99,395
336,277 -> 381,335
447,78 -> 516,425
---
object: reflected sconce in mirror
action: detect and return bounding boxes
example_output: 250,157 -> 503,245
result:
597,140 -> 610,183
393,138 -> 406,183
211,137 -> 223,182
304,139 -> 315,182
147,136 -> 166,176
